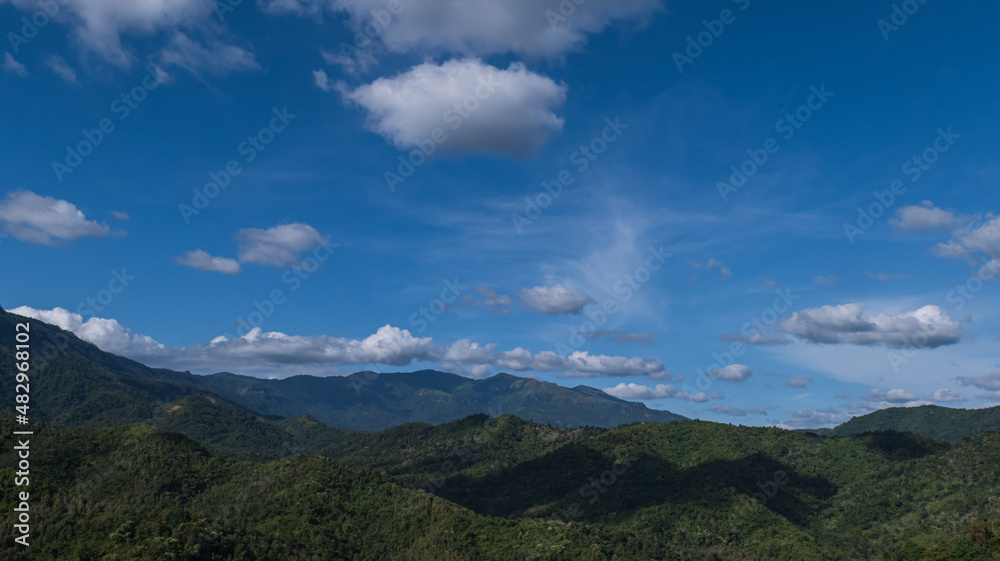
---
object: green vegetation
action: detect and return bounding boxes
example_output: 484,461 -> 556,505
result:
4,307 -> 1000,559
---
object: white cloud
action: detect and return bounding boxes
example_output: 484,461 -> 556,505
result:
931,388 -> 966,402
235,223 -> 325,267
519,283 -> 592,315
707,364 -> 752,382
2,52 -> 27,76
11,306 -> 671,379
0,190 -> 120,245
45,54 -> 77,83
932,213 -> 1000,260
110,211 -> 131,221
777,303 -> 961,349
602,382 -> 708,402
312,68 -> 336,91
889,201 -> 958,232
264,0 -> 662,57
174,250 -> 242,275
709,404 -> 766,416
868,388 -> 920,403
3,0 -> 214,66
320,47 -> 377,75
10,306 -> 164,357
340,59 -> 567,157
157,32 -> 259,76
865,272 -> 910,282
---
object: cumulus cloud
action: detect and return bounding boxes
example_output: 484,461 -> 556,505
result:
709,404 -> 766,417
45,54 -> 77,83
931,388 -> 966,402
889,201 -> 959,232
957,371 -> 1000,391
174,250 -> 242,275
264,0 -> 662,57
2,52 -> 27,76
340,59 -> 567,157
0,190 -> 120,245
777,303 -> 961,349
9,306 -> 164,357
584,330 -> 654,344
236,223 -> 326,267
11,306 -> 671,379
868,388 -> 920,403
706,364 -> 752,382
518,283 -> 592,315
157,32 -> 259,76
602,382 -> 708,402
719,331 -> 792,345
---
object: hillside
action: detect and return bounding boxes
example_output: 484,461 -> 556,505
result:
0,307 -> 685,431
804,404 -> 1000,444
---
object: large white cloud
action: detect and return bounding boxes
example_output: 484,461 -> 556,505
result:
339,59 -> 567,157
10,306 -> 671,379
518,283 -> 592,315
10,306 -> 164,357
602,382 -> 708,402
777,303 -> 961,349
265,0 -> 662,57
0,190 -> 120,245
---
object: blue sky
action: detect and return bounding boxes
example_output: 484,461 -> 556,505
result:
2,0 -> 999,428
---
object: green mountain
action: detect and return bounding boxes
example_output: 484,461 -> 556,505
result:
0,306 -> 685,432
803,404 -> 1000,444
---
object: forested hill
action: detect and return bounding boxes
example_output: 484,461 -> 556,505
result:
801,404 -> 1000,444
0,306 -> 684,431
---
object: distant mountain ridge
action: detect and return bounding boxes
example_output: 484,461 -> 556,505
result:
802,404 -> 1000,444
0,305 -> 685,431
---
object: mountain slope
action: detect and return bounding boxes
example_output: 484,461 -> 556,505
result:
808,404 -> 1000,444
